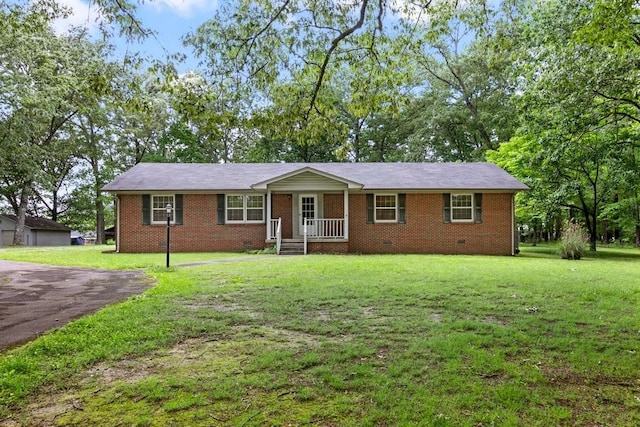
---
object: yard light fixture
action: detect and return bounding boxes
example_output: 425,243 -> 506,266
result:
166,203 -> 172,268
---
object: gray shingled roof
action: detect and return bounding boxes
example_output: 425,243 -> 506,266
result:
0,215 -> 71,231
102,162 -> 528,192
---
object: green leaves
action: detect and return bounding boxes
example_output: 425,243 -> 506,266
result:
491,0 -> 640,248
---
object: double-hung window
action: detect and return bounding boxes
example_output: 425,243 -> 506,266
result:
152,195 -> 175,224
443,193 -> 481,223
451,194 -> 473,222
142,194 -> 182,225
226,195 -> 245,221
226,194 -> 265,223
375,194 -> 397,222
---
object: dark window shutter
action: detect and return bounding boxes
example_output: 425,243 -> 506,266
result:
443,193 -> 451,223
398,193 -> 406,224
217,194 -> 225,225
142,194 -> 150,225
474,193 -> 482,223
174,194 -> 183,225
366,194 -> 374,224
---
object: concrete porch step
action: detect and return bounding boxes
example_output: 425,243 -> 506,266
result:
279,241 -> 304,255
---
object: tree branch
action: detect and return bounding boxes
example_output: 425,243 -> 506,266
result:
112,0 -> 152,39
594,89 -> 640,114
305,0 -> 370,120
239,0 -> 292,67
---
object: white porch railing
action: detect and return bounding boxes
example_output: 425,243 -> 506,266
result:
303,218 -> 345,255
276,218 -> 282,255
303,218 -> 345,241
270,218 -> 282,255
269,218 -> 279,240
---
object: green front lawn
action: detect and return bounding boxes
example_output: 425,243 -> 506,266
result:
0,245 -> 251,269
1,246 -> 639,425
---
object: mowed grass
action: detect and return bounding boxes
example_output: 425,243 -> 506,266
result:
0,245 -> 252,269
1,245 -> 639,426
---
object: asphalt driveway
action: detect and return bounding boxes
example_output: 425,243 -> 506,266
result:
0,260 -> 153,351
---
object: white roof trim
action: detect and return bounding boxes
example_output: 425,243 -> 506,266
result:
251,166 -> 364,190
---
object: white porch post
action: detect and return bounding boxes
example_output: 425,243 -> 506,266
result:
343,189 -> 349,240
266,190 -> 272,240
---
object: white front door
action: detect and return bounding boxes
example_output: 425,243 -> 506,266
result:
299,194 -> 317,236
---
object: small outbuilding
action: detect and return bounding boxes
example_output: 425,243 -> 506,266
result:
0,215 -> 71,247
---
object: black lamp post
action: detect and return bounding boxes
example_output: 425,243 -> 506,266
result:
166,203 -> 172,268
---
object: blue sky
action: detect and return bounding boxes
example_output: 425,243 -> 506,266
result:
53,0 -> 219,72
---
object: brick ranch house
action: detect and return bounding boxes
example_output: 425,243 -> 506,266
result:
102,162 -> 528,255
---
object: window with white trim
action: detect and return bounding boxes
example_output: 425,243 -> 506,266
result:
226,194 -> 265,223
246,195 -> 264,221
151,195 -> 175,224
375,194 -> 397,222
451,194 -> 473,222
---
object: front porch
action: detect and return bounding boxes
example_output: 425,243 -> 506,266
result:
253,166 -> 361,254
267,218 -> 349,255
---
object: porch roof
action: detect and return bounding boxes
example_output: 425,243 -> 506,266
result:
103,162 -> 529,192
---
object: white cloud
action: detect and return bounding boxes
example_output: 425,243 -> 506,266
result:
51,0 -> 104,35
49,0 -> 216,36
390,0 -> 471,23
149,0 -> 216,18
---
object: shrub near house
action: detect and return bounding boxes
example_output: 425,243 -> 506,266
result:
103,162 -> 528,255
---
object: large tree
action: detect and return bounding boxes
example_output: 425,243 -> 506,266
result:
407,0 -> 515,157
0,2 -> 116,243
1,3 -> 74,243
493,0 -> 640,249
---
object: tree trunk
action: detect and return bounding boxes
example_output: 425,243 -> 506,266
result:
586,211 -> 597,252
95,193 -> 105,245
635,197 -> 640,247
51,190 -> 59,222
578,188 -> 598,252
351,118 -> 363,162
13,185 -> 30,245
554,213 -> 563,241
90,151 -> 106,245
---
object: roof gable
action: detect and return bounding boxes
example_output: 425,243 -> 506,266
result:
251,167 -> 363,190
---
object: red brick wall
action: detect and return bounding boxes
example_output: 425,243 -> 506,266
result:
272,194 -> 292,239
118,194 -> 266,253
117,192 -> 514,255
308,241 -> 349,254
346,193 -> 514,255
323,193 -> 344,218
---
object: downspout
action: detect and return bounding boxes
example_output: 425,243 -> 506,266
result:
116,194 -> 121,253
511,193 -> 515,256
343,189 -> 349,240
266,190 -> 272,240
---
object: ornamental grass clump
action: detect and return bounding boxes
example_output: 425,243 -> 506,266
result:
559,220 -> 589,259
